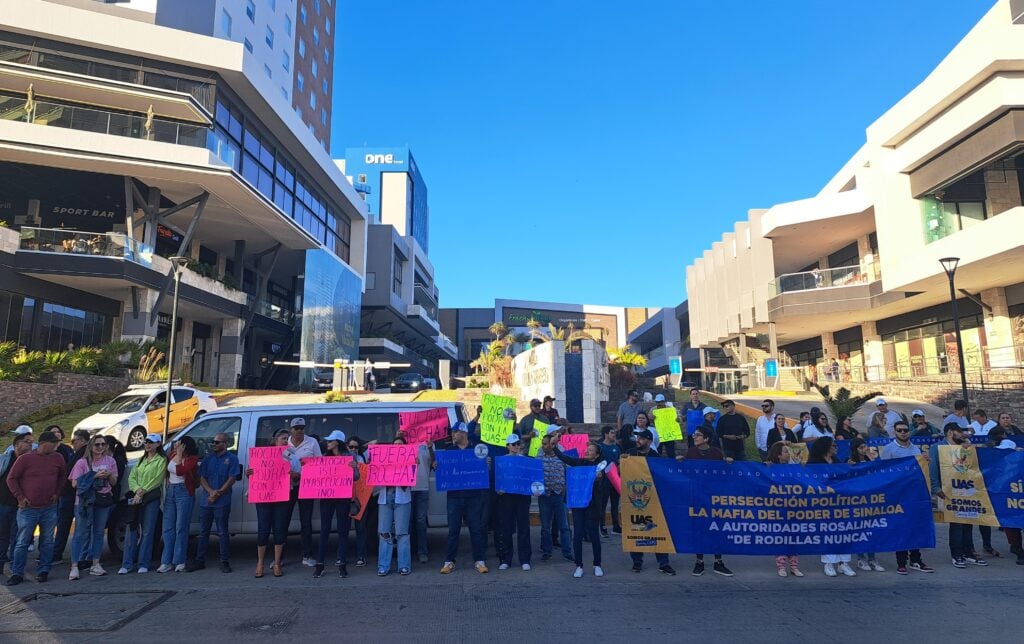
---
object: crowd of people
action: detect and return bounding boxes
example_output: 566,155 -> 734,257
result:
1,389 -> 1022,587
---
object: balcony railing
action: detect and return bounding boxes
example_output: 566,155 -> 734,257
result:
0,93 -> 207,147
246,295 -> 296,325
18,227 -> 154,267
768,263 -> 880,297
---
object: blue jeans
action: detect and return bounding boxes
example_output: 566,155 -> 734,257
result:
497,494 -> 532,566
122,497 -> 161,570
354,516 -> 368,559
0,504 -> 16,569
412,491 -> 429,557
71,502 -> 112,563
161,484 -> 194,566
195,505 -> 230,564
13,504 -> 58,576
256,501 -> 290,548
630,551 -> 670,568
571,508 -> 601,566
948,522 -> 971,559
317,499 -> 352,565
539,493 -> 572,558
445,494 -> 485,563
52,495 -> 75,560
377,500 -> 411,572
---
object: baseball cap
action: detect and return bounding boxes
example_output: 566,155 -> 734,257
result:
324,430 -> 346,442
634,429 -> 654,440
144,434 -> 163,444
543,395 -> 555,402
529,399 -> 542,407
452,422 -> 468,433
12,425 -> 32,436
654,394 -> 666,403
875,398 -> 887,406
912,409 -> 925,417
289,417 -> 307,428
506,434 -> 521,445
702,407 -> 718,415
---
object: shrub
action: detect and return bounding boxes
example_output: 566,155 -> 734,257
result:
323,391 -> 352,403
609,363 -> 637,392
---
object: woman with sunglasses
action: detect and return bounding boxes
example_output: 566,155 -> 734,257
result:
375,434 -> 414,576
158,435 -> 198,573
68,436 -> 119,580
247,429 -> 294,578
314,430 -> 360,579
119,435 -> 167,575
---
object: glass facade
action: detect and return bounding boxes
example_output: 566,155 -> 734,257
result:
0,292 -> 109,351
298,250 -> 362,389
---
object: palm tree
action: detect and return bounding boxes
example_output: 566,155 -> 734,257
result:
488,321 -> 508,340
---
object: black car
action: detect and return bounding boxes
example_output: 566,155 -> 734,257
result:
389,373 -> 430,393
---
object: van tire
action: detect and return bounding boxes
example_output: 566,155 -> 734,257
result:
127,428 -> 147,451
194,411 -> 206,422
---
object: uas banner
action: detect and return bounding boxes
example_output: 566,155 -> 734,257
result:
937,445 -> 1024,528
619,456 -> 935,555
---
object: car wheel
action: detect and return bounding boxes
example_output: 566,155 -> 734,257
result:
194,410 -> 206,422
127,427 -> 147,451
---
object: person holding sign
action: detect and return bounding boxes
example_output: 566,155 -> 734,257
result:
806,437 -> 857,577
598,427 -> 622,537
651,394 -> 682,457
313,430 -> 360,579
346,437 -> 370,570
437,423 -> 488,575
623,430 -> 676,576
551,434 -> 607,578
496,435 -> 535,571
515,399 -> 546,459
375,435 -> 414,576
879,421 -> 934,575
246,429 -> 293,578
538,434 -> 573,563
678,427 -> 734,577
283,418 -> 322,568
930,423 -> 987,569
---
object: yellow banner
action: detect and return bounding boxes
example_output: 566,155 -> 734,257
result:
619,455 -> 676,553
652,407 -> 683,442
937,444 -> 999,526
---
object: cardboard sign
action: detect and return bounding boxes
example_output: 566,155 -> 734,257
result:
247,447 -> 291,503
495,455 -> 544,495
350,463 -> 373,520
480,393 -> 516,446
298,456 -> 354,499
606,462 -> 621,494
559,433 -> 590,458
398,408 -> 450,444
566,465 -> 598,509
653,407 -> 683,442
367,444 -> 420,487
434,449 -> 489,492
528,419 -> 549,457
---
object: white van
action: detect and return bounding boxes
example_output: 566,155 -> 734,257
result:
150,401 -> 467,540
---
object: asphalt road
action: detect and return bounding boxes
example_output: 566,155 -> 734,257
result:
2,526 -> 1023,643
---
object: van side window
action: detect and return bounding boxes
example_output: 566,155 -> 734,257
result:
255,413 -> 400,447
182,416 -> 242,458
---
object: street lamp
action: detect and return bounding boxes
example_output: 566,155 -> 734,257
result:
939,257 -> 970,415
164,256 -> 190,439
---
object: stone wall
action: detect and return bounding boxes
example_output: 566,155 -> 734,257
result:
512,341 -> 566,405
842,381 -> 1023,417
0,373 -> 128,429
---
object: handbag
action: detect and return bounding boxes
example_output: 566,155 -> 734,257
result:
94,490 -> 114,507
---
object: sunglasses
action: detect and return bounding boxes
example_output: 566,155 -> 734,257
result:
92,442 -> 106,448
761,405 -> 772,409
895,429 -> 910,433
212,440 -> 225,445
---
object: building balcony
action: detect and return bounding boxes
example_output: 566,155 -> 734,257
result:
766,264 -> 898,320
406,303 -> 440,336
246,295 -> 295,325
18,226 -> 154,266
434,332 -> 458,358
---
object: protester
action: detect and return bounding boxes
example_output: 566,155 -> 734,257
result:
802,413 -> 834,444
466,406 -> 502,552
376,435 -> 413,576
679,427 -> 734,576
159,435 -> 198,574
5,431 -> 65,585
119,435 -> 167,575
539,396 -> 560,424
283,417 -> 322,567
615,390 -> 644,432
52,429 -> 90,565
833,416 -> 859,440
912,410 -> 940,437
996,412 -> 1021,435
930,423 -> 985,568
247,429 -> 292,578
988,427 -> 1024,564
438,423 -> 488,575
103,436 -> 128,491
765,442 -> 802,577
766,414 -> 798,450
47,426 -> 74,463
633,411 -> 660,453
538,434 -> 573,562
624,429 -> 676,575
597,426 -> 622,536
848,438 -> 884,572
873,399 -> 904,437
187,432 -> 240,573
986,426 -> 1016,450
551,436 -> 606,578
969,409 -> 997,436
797,412 -> 812,435
0,432 -> 34,577
411,438 -> 432,565
942,400 -> 970,429
878,421 -> 934,574
716,400 -> 749,460
754,399 -> 776,461
496,434 -> 533,571
346,436 -> 370,568
806,437 -> 856,576
68,435 -> 118,580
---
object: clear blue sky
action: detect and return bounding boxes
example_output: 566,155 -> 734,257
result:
332,0 -> 994,309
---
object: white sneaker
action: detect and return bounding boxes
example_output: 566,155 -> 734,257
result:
856,559 -> 871,571
838,562 -> 857,577
870,561 -> 886,572
823,563 -> 837,577
174,564 -> 186,572
117,567 -> 129,575
137,567 -> 148,574
522,563 -> 531,571
90,564 -> 107,576
302,557 -> 317,567
498,563 -> 510,570
157,564 -> 173,573
573,567 -> 584,578
69,567 -> 80,581
594,566 -> 604,577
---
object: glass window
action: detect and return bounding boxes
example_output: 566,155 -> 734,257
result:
282,51 -> 290,71
311,60 -> 318,78
243,127 -> 261,157
309,92 -> 316,109
296,72 -> 304,91
268,0 -> 276,9
322,79 -> 328,94
326,18 -> 331,35
958,202 -> 986,229
321,108 -> 327,125
244,39 -> 254,53
265,26 -> 274,48
171,388 -> 195,403
180,415 -> 242,458
298,39 -> 306,58
300,5 -> 307,23
245,0 -> 255,21
324,48 -> 330,64
285,14 -> 292,35
219,9 -> 232,37
263,64 -> 272,79
315,0 -> 321,15
313,28 -> 320,47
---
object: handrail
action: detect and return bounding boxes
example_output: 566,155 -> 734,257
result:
768,262 -> 881,296
18,226 -> 154,267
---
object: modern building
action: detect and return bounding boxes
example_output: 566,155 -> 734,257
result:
625,301 -> 702,382
686,0 -> 1024,388
56,0 -> 336,150
338,147 -> 454,380
0,0 -> 367,390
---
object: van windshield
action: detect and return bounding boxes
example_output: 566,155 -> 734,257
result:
99,394 -> 150,414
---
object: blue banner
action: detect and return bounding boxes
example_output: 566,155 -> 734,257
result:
495,455 -> 544,495
975,448 -> 1024,528
434,449 -> 489,492
833,434 -> 1016,462
566,466 -> 597,509
685,409 -> 703,437
621,456 -> 935,555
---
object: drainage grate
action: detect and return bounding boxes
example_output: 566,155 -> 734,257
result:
0,591 -> 175,633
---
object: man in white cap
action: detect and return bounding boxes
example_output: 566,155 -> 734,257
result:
2,426 -> 33,455
283,418 -> 322,567
911,410 -> 939,437
872,399 -> 903,438
651,394 -> 682,457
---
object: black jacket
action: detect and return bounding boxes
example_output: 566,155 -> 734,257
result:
554,450 -> 609,522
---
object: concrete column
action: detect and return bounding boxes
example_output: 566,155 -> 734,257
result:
232,240 -> 246,282
215,253 -> 228,282
856,235 -> 877,281
861,321 -> 884,382
189,240 -> 201,261
982,287 -> 1015,367
738,334 -> 748,364
178,319 -> 194,380
768,322 -> 779,360
119,289 -> 160,343
217,318 -> 244,389
143,187 -> 161,249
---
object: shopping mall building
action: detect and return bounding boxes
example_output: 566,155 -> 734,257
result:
686,0 -> 1024,388
0,0 -> 367,390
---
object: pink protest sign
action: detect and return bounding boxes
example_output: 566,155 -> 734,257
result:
367,443 -> 421,487
298,456 -> 354,499
247,447 -> 291,503
398,408 -> 450,444
606,463 -> 622,494
559,433 -> 590,457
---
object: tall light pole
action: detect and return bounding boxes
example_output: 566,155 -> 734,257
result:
164,256 -> 190,439
939,257 -> 970,415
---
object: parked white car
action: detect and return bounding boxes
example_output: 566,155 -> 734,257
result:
74,384 -> 217,450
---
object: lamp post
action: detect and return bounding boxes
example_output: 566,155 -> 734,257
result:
939,257 -> 970,415
164,256 -> 190,439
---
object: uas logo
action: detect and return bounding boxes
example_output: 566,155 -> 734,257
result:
626,479 -> 652,510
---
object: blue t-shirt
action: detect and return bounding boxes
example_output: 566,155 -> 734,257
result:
598,442 -> 621,465
197,451 -> 241,508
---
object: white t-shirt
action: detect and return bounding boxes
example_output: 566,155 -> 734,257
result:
167,459 -> 185,484
802,425 -> 833,441
754,414 -> 774,451
970,420 -> 997,436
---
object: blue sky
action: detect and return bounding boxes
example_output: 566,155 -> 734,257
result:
332,0 -> 994,309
